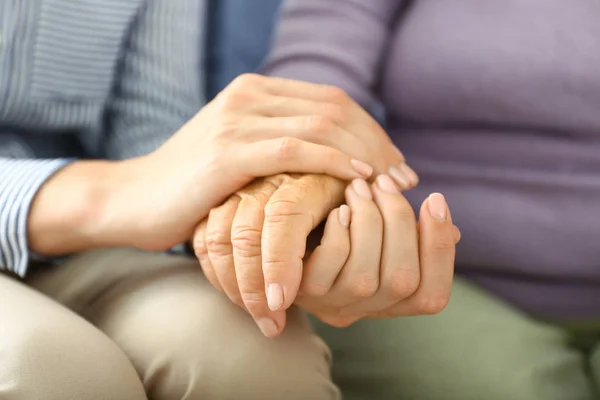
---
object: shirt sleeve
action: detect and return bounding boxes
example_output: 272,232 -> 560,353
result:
104,0 -> 208,160
261,0 -> 406,109
0,158 -> 73,276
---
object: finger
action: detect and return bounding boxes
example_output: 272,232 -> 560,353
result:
377,193 -> 456,317
227,74 -> 337,102
454,225 -> 461,244
350,175 -> 420,315
326,179 -> 383,308
233,137 -> 375,182
231,182 -> 286,337
259,79 -> 405,165
300,206 -> 351,297
192,219 -> 222,291
205,196 -> 243,307
224,74 -> 405,169
240,115 -> 373,172
388,162 -> 420,191
261,176 -> 346,312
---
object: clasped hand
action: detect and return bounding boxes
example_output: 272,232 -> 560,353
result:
193,174 -> 459,337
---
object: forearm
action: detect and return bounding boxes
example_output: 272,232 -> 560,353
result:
27,160 -> 128,258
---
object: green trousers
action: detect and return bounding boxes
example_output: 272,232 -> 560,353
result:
312,278 -> 600,400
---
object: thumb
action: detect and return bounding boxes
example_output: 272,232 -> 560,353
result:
261,176 -> 345,311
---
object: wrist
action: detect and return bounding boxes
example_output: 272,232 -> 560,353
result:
28,159 -> 129,256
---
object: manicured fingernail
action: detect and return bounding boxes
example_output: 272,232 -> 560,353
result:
428,193 -> 448,222
338,205 -> 351,228
350,159 -> 374,178
376,174 -> 399,193
267,283 -> 284,311
352,179 -> 372,200
399,163 -> 419,186
388,166 -> 410,189
256,318 -> 279,337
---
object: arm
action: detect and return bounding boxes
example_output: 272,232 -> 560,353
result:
0,0 -> 208,276
104,0 -> 207,159
262,0 -> 406,108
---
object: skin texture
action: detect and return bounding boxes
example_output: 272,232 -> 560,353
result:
28,74 -> 408,258
194,173 -> 459,337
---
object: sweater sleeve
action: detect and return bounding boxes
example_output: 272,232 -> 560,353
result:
261,0 -> 406,109
0,158 -> 73,276
104,0 -> 207,160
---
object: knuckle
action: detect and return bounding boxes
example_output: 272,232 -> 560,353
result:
262,259 -> 289,274
347,275 -> 379,298
193,236 -> 208,258
274,137 -> 301,161
230,73 -> 262,90
322,86 -> 350,105
240,290 -> 267,310
321,103 -> 348,125
230,226 -> 262,257
305,115 -> 335,135
431,237 -> 456,253
264,198 -> 303,222
386,268 -> 420,300
218,91 -> 253,111
414,294 -> 450,315
205,230 -> 232,255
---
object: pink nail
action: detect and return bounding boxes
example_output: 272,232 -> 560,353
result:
267,283 -> 284,311
399,163 -> 419,186
428,193 -> 448,222
338,205 -> 351,228
256,318 -> 279,337
376,174 -> 399,193
350,159 -> 374,178
352,179 -> 372,200
388,166 -> 410,189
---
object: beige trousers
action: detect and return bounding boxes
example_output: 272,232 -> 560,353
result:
0,248 -> 339,400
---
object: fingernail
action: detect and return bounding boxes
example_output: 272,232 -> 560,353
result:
388,166 -> 410,189
338,205 -> 351,228
350,159 -> 374,178
267,283 -> 284,311
256,318 -> 279,337
376,174 -> 399,193
352,179 -> 372,200
399,163 -> 419,186
428,193 -> 448,222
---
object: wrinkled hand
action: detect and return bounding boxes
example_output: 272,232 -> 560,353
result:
297,177 -> 460,328
193,174 -> 344,337
192,171 -> 422,337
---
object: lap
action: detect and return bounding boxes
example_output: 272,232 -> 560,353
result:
312,277 -> 597,400
0,273 -> 146,400
26,248 -> 338,400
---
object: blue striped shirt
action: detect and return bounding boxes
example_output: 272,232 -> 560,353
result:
0,0 -> 207,276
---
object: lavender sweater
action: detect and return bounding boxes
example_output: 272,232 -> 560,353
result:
263,0 -> 600,319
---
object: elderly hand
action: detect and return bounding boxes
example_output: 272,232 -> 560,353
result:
192,171 -> 425,337
296,177 -> 460,328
